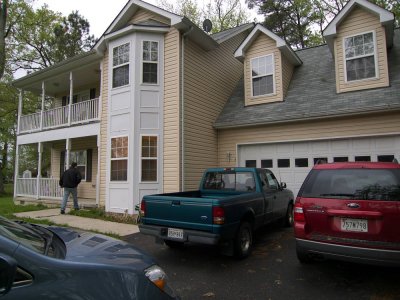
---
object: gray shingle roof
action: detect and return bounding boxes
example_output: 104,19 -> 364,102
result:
211,23 -> 255,43
214,28 -> 400,129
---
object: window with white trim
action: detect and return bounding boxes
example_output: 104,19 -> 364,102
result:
251,54 -> 274,96
141,136 -> 157,182
344,32 -> 376,81
142,41 -> 158,84
110,136 -> 128,181
69,151 -> 87,180
112,43 -> 130,88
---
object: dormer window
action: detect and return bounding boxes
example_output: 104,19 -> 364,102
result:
251,54 -> 275,97
344,32 -> 376,82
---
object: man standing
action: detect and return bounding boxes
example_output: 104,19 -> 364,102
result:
59,162 -> 82,214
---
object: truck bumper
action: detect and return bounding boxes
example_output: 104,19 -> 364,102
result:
139,224 -> 221,245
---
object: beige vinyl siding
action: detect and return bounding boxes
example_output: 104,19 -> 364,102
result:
282,55 -> 294,98
50,137 -> 98,199
99,51 -> 109,207
335,7 -> 389,93
129,8 -> 170,25
183,32 -> 248,189
163,28 -> 181,192
244,34 -> 283,105
217,112 -> 400,167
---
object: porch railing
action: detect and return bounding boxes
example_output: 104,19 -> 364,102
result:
19,98 -> 99,133
16,178 -> 63,200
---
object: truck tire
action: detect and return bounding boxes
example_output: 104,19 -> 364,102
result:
283,203 -> 294,227
234,222 -> 253,259
164,240 -> 184,248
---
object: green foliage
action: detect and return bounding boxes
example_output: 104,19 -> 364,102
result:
69,208 -> 138,225
0,195 -> 48,219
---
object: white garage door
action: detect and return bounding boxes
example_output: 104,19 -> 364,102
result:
238,135 -> 400,197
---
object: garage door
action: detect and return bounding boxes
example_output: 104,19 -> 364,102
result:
238,135 -> 400,197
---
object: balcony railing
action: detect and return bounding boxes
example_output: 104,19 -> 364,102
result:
16,178 -> 63,200
19,98 -> 99,134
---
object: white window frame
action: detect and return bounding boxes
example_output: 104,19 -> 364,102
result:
112,42 -> 130,88
141,40 -> 159,85
343,30 -> 378,83
140,134 -> 158,183
110,135 -> 129,182
68,150 -> 87,181
250,54 -> 275,97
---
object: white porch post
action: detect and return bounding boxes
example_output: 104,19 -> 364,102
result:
96,135 -> 100,207
65,138 -> 71,170
40,82 -> 45,130
68,72 -> 73,126
13,143 -> 20,198
17,90 -> 23,134
36,142 -> 43,199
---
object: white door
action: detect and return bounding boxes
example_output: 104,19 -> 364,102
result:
238,135 -> 400,197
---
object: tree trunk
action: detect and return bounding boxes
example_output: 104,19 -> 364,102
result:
0,0 -> 7,80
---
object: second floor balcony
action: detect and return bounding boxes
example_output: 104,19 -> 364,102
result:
19,98 -> 100,134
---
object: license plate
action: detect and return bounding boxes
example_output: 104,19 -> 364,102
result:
340,218 -> 368,232
167,228 -> 184,240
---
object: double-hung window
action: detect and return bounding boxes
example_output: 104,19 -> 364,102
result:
344,32 -> 376,81
251,54 -> 274,97
141,136 -> 157,182
110,136 -> 128,181
69,150 -> 87,180
142,41 -> 158,84
112,43 -> 130,88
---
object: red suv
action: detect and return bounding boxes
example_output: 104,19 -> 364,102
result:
294,162 -> 400,266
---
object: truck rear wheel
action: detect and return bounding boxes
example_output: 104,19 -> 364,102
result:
284,203 -> 294,227
234,222 -> 253,259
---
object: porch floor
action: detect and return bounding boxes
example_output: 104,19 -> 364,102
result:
14,197 -> 98,209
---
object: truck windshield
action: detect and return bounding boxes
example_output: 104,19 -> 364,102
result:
203,171 -> 256,192
301,169 -> 400,200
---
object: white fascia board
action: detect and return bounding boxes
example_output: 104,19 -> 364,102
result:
323,0 -> 394,38
17,123 -> 100,146
235,24 -> 302,66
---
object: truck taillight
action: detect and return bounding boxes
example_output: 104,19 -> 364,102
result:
294,202 -> 305,222
140,201 -> 146,217
213,207 -> 225,225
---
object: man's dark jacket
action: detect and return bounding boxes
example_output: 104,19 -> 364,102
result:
59,167 -> 82,188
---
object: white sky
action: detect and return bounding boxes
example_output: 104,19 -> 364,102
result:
34,0 -> 262,38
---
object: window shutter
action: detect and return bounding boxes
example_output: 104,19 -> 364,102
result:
60,151 -> 65,177
90,88 -> 96,99
62,96 -> 67,106
73,95 -> 78,104
86,149 -> 93,182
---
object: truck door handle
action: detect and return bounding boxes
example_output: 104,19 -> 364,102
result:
172,200 -> 181,206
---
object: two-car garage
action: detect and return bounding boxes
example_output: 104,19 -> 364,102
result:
238,135 -> 400,196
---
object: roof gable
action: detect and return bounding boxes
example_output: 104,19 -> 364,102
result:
323,0 -> 394,52
234,24 -> 302,66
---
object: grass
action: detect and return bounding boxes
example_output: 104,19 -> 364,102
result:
69,207 -> 138,225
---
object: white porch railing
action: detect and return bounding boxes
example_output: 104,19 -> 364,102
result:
16,178 -> 63,200
19,98 -> 99,133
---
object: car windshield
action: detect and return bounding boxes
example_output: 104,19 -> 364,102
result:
0,216 -> 46,254
301,169 -> 400,200
202,171 -> 256,192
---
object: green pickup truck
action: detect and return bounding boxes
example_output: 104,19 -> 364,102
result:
139,167 -> 294,258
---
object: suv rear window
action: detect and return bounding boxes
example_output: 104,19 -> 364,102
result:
300,169 -> 400,201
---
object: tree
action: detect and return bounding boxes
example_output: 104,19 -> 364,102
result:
0,0 -> 8,80
158,0 -> 250,34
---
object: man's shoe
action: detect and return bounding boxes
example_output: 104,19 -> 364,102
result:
60,210 -> 65,214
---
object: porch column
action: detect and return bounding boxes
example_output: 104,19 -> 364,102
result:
68,72 -> 73,126
13,143 -> 20,198
40,81 -> 45,130
36,142 -> 43,200
65,138 -> 71,170
17,90 -> 23,134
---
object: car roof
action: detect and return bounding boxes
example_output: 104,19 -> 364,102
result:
313,162 -> 400,170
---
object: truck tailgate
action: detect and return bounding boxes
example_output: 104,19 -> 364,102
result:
143,196 -> 214,232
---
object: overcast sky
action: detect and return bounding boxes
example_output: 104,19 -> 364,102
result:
34,0 -> 262,38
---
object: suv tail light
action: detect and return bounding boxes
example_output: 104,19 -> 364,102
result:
294,201 -> 305,222
140,201 -> 146,217
213,207 -> 225,225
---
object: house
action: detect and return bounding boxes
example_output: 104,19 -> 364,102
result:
13,0 -> 400,213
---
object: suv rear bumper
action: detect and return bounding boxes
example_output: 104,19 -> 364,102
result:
296,238 -> 400,266
139,224 -> 221,245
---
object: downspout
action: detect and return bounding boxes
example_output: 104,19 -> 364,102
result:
180,26 -> 193,191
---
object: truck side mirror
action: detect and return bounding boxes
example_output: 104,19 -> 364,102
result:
280,182 -> 287,189
0,254 -> 17,297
